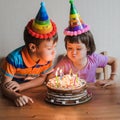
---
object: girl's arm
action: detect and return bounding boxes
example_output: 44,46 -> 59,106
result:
107,56 -> 119,80
95,56 -> 119,88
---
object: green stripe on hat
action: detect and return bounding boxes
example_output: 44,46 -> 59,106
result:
69,0 -> 78,14
35,19 -> 50,25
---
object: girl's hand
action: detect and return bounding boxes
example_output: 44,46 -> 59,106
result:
5,81 -> 20,92
95,79 -> 115,88
14,95 -> 34,107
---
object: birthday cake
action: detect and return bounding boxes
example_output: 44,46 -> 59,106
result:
46,74 -> 86,91
45,0 -> 92,105
45,74 -> 92,105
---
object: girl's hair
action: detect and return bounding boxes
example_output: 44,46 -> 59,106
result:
64,31 -> 96,55
24,27 -> 58,50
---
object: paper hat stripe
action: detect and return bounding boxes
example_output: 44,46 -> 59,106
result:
70,0 -> 77,14
35,19 -> 50,25
35,2 -> 48,21
64,0 -> 90,36
26,2 -> 57,39
27,19 -> 57,39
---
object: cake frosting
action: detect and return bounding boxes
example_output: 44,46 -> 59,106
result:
47,74 -> 86,90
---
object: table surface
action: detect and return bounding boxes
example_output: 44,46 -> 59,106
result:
0,81 -> 120,120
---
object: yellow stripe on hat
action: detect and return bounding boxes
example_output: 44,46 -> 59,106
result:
32,21 -> 53,34
70,13 -> 80,19
32,21 -> 51,29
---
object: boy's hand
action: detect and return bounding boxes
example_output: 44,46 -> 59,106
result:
14,95 -> 34,107
95,79 -> 115,88
5,81 -> 20,92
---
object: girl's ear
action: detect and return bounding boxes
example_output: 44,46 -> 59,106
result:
29,43 -> 36,52
87,47 -> 90,51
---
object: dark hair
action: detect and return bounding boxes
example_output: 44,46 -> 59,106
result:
64,31 -> 96,55
24,27 -> 58,50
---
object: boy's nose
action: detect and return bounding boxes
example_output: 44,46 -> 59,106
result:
72,49 -> 77,54
52,49 -> 56,55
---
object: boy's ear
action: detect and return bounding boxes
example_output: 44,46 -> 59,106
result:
29,43 -> 36,52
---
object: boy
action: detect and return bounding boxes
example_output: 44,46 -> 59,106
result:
0,2 -> 58,107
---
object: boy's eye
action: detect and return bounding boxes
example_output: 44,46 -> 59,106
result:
47,47 -> 52,50
67,47 -> 72,50
77,48 -> 82,50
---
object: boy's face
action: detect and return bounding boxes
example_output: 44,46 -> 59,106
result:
66,41 -> 88,62
34,40 -> 57,63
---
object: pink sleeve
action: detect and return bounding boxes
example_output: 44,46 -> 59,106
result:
53,56 -> 71,75
92,53 -> 108,67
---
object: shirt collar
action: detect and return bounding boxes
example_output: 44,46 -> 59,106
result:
21,47 -> 49,67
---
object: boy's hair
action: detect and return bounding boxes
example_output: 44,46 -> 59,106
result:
24,27 -> 58,50
64,31 -> 96,55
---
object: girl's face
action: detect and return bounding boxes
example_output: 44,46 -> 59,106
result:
34,40 -> 57,63
66,41 -> 88,62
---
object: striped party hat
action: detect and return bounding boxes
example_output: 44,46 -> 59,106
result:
64,0 -> 90,36
27,2 -> 57,39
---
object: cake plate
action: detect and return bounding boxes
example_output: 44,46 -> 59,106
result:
45,89 -> 92,106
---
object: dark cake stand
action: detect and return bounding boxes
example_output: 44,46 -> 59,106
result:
45,84 -> 92,105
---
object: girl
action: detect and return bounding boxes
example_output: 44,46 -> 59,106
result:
47,0 -> 119,87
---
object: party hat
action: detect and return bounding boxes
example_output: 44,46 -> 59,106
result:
64,0 -> 90,36
26,2 -> 57,39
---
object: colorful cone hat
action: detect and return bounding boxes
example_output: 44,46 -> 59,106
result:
26,2 -> 57,39
64,0 -> 90,36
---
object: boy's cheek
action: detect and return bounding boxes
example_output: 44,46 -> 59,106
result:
44,54 -> 55,61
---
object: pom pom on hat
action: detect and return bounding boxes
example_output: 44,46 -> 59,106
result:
64,0 -> 90,36
26,2 -> 57,39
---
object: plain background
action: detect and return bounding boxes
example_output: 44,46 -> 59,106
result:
0,0 -> 120,60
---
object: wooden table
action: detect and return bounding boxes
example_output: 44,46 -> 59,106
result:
0,81 -> 120,120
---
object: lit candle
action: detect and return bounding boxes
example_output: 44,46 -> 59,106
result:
60,69 -> 63,80
76,74 -> 79,83
74,76 -> 76,86
69,68 -> 73,76
55,68 -> 59,87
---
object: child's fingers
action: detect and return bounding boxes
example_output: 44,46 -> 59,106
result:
16,98 -> 24,107
46,69 -> 54,74
103,81 -> 114,88
22,96 -> 34,104
41,69 -> 55,76
13,87 -> 20,92
95,80 -> 108,86
15,95 -> 33,107
5,82 -> 14,88
5,81 -> 19,90
15,100 -> 20,107
27,96 -> 34,103
19,96 -> 28,106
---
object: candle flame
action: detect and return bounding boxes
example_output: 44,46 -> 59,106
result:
55,67 -> 60,76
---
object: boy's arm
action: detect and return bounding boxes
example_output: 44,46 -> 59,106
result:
19,74 -> 47,91
19,66 -> 55,91
1,78 -> 21,100
1,76 -> 34,107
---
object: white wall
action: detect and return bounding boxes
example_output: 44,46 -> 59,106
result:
0,0 -> 120,59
